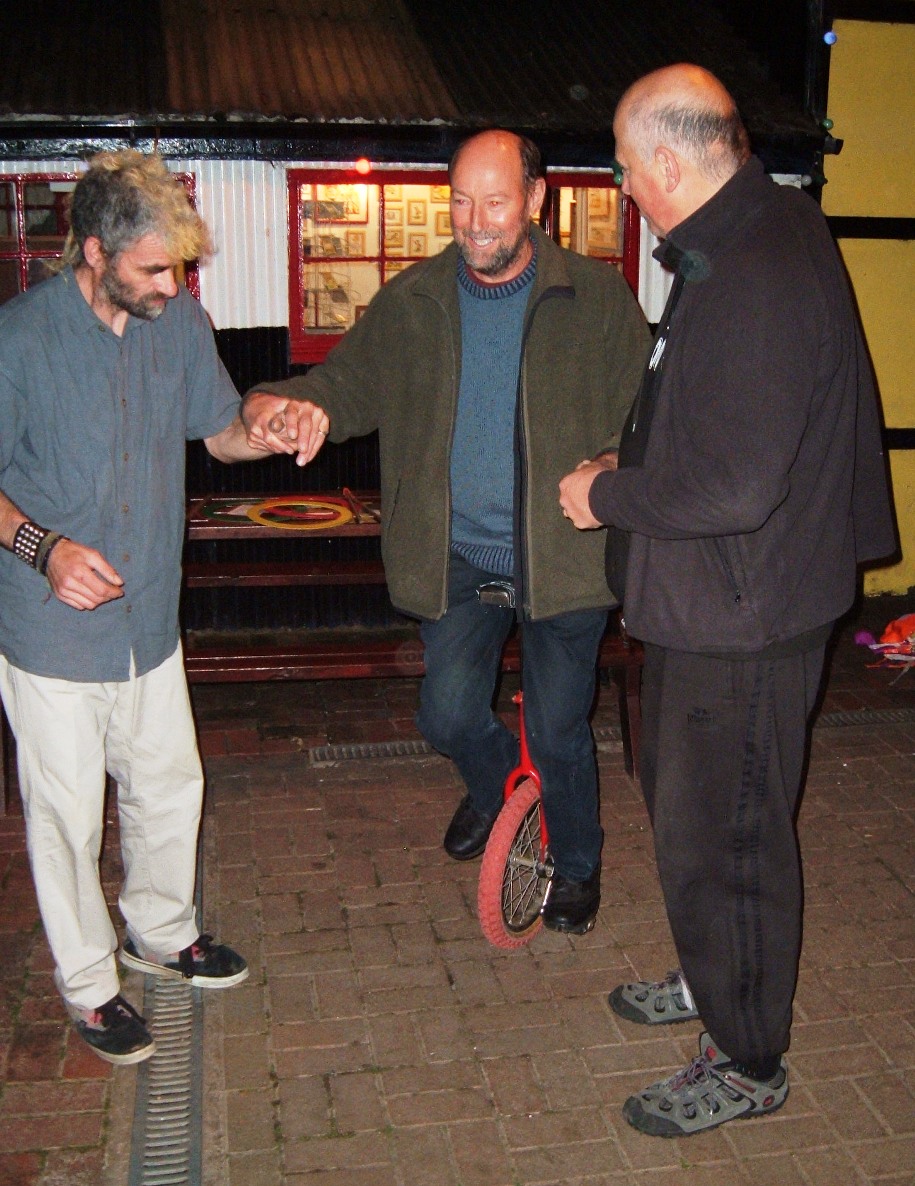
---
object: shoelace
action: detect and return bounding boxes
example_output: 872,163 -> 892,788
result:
178,933 -> 214,978
666,1053 -> 712,1093
97,995 -> 146,1027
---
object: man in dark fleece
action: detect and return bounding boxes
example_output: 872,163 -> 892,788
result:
560,64 -> 895,1138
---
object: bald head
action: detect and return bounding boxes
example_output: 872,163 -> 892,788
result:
611,64 -> 751,237
616,65 -> 749,184
449,129 -> 542,195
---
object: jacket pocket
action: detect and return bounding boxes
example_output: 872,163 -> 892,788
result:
714,537 -> 745,606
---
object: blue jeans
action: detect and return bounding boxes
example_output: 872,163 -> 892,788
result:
417,554 -> 606,880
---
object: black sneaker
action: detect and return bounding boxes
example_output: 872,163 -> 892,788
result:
120,933 -> 249,988
69,994 -> 156,1065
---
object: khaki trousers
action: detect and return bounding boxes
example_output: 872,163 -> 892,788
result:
0,646 -> 203,1008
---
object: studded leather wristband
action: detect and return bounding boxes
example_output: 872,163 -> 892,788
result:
11,520 -> 50,568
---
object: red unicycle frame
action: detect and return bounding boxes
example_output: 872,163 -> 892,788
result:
477,692 -> 555,948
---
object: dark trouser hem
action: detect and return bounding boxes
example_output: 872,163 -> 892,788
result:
640,639 -> 827,1068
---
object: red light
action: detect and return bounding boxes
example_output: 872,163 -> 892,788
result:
355,158 -> 371,175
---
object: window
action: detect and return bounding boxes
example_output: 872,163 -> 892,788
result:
0,172 -> 200,308
288,169 -> 451,363
289,166 -> 640,360
0,174 -> 74,305
540,173 -> 641,300
287,167 -> 640,365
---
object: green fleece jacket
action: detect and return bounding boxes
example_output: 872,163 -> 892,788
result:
255,224 -> 649,620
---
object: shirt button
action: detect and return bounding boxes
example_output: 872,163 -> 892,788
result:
121,504 -> 129,514
122,553 -> 130,563
123,452 -> 129,462
125,605 -> 132,614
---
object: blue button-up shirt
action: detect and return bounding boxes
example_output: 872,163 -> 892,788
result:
0,267 -> 239,681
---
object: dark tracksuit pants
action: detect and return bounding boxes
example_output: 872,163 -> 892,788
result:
639,639 -> 826,1071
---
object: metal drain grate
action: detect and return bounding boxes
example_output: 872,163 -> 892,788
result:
307,709 -> 915,764
128,978 -> 203,1185
310,737 -> 435,762
310,724 -> 624,764
817,706 -> 915,728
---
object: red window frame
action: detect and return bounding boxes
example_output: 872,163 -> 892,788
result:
542,171 -> 641,295
287,166 -> 640,365
288,166 -> 450,364
0,171 -> 200,300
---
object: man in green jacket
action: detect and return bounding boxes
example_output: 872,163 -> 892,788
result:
245,130 -> 648,933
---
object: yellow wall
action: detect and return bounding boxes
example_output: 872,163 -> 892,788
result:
824,20 -> 915,594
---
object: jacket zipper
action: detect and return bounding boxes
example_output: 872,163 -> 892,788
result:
516,285 -> 574,618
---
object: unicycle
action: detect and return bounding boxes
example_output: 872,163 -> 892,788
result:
477,692 -> 554,948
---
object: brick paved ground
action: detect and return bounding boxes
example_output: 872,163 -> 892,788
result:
0,598 -> 913,1186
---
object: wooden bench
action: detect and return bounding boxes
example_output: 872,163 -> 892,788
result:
1,627 -> 642,815
183,626 -> 643,776
183,559 -> 387,589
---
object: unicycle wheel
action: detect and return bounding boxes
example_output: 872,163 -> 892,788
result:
477,778 -> 554,949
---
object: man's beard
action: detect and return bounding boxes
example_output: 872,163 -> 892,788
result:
101,268 -> 167,321
458,225 -> 530,278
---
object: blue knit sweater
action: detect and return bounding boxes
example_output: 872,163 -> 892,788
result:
450,248 -> 536,577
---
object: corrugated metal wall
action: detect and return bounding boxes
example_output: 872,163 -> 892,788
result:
182,158 -> 289,330
638,220 -> 673,325
0,157 -> 291,329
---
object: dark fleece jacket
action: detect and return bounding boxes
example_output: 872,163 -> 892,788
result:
589,158 -> 896,653
253,225 -> 649,621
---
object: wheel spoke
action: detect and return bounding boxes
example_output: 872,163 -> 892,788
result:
501,802 -> 551,930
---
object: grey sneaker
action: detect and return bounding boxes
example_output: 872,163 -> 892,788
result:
68,993 -> 156,1065
121,933 -> 249,988
623,1032 -> 788,1137
609,970 -> 699,1025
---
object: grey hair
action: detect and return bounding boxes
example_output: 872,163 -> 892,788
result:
628,101 -> 750,181
59,150 -> 212,267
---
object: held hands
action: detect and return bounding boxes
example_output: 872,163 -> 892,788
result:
558,455 -> 616,530
45,539 -> 125,611
242,392 -> 330,467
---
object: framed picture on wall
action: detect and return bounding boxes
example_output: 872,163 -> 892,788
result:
385,226 -> 404,249
434,210 -> 452,236
316,183 -> 368,223
587,189 -> 611,219
384,184 -> 403,201
384,206 -> 403,225
407,199 -> 427,225
318,233 -> 343,256
345,230 -> 366,256
407,233 -> 427,256
430,185 -> 450,203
